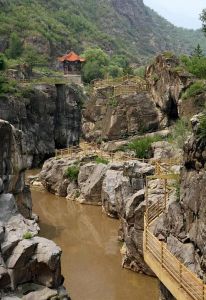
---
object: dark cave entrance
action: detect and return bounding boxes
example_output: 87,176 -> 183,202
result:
167,96 -> 179,123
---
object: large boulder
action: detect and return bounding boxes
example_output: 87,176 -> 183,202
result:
78,163 -> 108,204
102,170 -> 131,218
40,157 -> 79,197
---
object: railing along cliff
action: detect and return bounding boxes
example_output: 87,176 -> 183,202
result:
144,171 -> 206,300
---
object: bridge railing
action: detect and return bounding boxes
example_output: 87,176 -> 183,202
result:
144,171 -> 206,300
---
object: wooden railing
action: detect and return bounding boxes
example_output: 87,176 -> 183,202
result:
93,75 -> 148,95
144,172 -> 206,300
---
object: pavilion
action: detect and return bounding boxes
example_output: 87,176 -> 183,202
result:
57,51 -> 85,75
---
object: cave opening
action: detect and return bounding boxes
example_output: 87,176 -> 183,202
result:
167,96 -> 179,123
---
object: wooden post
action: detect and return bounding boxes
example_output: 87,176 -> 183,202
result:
179,263 -> 182,288
158,197 -> 160,216
161,242 -> 164,268
164,179 -> 167,210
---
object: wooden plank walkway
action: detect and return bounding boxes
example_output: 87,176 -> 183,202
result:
144,170 -> 206,300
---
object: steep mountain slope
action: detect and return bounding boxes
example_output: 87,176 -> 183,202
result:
0,0 -> 205,62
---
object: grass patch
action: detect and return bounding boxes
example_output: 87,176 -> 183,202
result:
128,135 -> 163,159
167,118 -> 191,149
108,96 -> 118,107
95,156 -> 109,164
65,165 -> 79,181
23,232 -> 33,239
182,81 -> 206,100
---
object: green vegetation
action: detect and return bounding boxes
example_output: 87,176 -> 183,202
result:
0,54 -> 7,71
192,44 -> 204,58
95,156 -> 109,165
197,115 -> 206,142
134,66 -> 146,78
168,118 -> 191,149
82,48 -> 109,83
182,81 -> 206,100
0,0 -> 206,66
6,32 -> 23,59
162,51 -> 175,59
181,55 -> 206,79
81,48 -> 132,83
23,232 -> 33,239
65,165 -> 79,181
128,135 -> 163,159
108,96 -> 118,108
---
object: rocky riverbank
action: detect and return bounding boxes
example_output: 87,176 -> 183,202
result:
36,140 -> 181,276
0,119 -> 69,299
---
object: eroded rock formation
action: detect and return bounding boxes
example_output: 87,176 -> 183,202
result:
0,120 -> 69,299
0,83 -> 82,167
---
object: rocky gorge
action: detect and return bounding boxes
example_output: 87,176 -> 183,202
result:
1,52 -> 206,300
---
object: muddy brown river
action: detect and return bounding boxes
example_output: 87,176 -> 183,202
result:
32,188 -> 158,300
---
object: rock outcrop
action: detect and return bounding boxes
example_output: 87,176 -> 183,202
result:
0,120 -> 69,299
40,155 -> 155,274
83,87 -> 160,141
146,54 -> 193,126
0,83 -> 82,167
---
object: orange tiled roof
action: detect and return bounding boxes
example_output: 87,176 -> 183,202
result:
58,51 -> 85,62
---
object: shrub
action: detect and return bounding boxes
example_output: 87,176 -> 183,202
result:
6,32 -> 23,59
65,165 -> 79,181
181,55 -> 206,79
23,232 -> 33,239
128,135 -> 163,159
168,118 -> 191,149
108,96 -> 118,107
162,51 -> 174,59
182,81 -> 206,100
95,156 -> 109,164
0,53 -> 7,71
134,66 -> 146,78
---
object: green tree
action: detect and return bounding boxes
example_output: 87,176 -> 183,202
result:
105,64 -> 124,78
6,33 -> 23,59
82,48 -> 109,83
192,44 -> 204,58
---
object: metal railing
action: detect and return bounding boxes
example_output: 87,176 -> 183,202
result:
144,171 -> 206,300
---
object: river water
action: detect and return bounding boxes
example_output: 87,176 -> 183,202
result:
32,188 -> 158,300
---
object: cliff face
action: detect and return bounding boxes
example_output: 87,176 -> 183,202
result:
83,88 -> 160,141
0,84 -> 82,167
0,120 -> 68,299
155,114 -> 206,281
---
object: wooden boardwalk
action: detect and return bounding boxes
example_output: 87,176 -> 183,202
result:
144,170 -> 205,300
